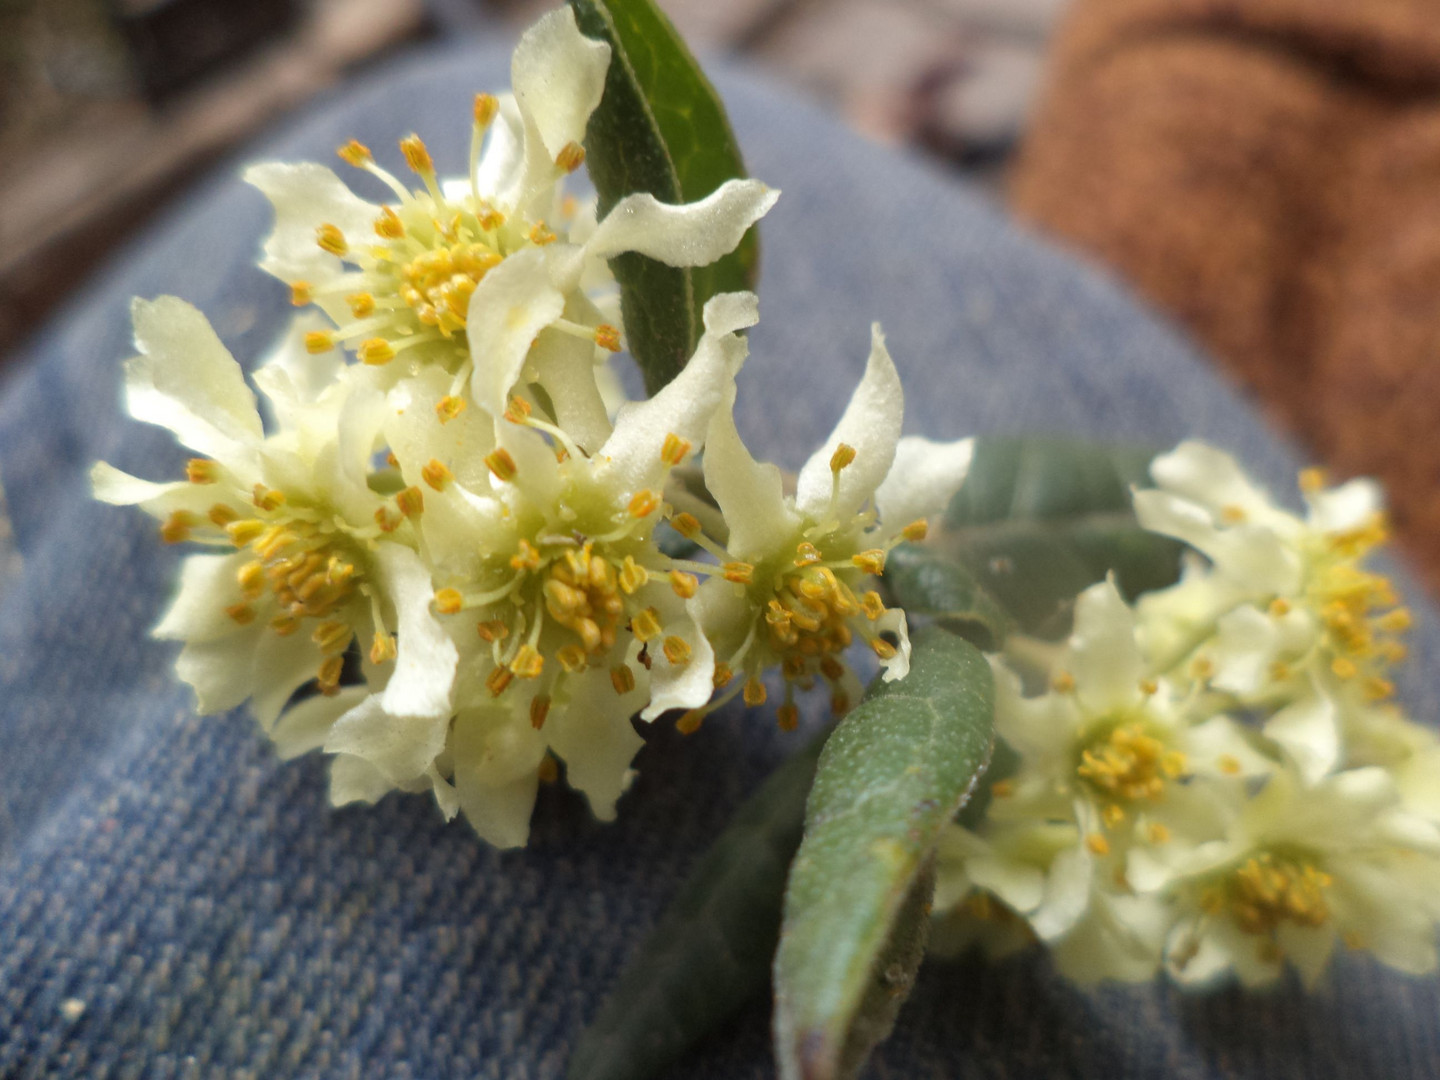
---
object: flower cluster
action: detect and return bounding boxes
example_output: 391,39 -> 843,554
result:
93,8 -> 973,848
933,441 -> 1440,988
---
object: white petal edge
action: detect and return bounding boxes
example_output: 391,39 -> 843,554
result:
874,435 -> 975,533
585,180 -> 780,265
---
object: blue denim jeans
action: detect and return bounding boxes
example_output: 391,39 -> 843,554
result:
2,34 -> 1437,1080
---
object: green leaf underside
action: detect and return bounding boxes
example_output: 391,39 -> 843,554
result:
566,735 -> 827,1080
774,628 -> 995,1080
570,0 -> 758,396
934,437 -> 1184,638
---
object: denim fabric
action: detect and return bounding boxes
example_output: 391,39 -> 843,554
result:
2,35 -> 1438,1080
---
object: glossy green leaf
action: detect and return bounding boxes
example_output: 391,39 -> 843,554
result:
774,628 -> 995,1080
933,436 -> 1184,638
881,542 -> 1010,651
566,735 -> 826,1080
570,0 -> 760,395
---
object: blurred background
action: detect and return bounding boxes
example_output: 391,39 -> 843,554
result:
4,0 -> 1438,591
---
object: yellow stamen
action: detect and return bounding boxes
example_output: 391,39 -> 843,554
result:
901,519 -> 929,542
436,395 -> 466,423
399,133 -> 433,175
776,704 -> 800,732
610,665 -> 636,695
528,221 -> 556,245
504,396 -> 532,424
186,458 -> 218,484
668,570 -> 698,599
530,695 -> 551,730
359,338 -> 396,366
375,206 -> 405,239
871,638 -> 897,660
1086,833 -> 1110,856
347,292 -> 375,318
676,710 -> 704,736
485,449 -> 518,482
511,644 -> 544,679
632,608 -> 663,642
486,667 -> 514,697
829,443 -> 856,472
557,644 -> 588,673
660,433 -> 691,465
473,92 -> 499,127
1299,467 -> 1327,493
1103,804 -> 1125,828
476,620 -> 509,643
662,636 -> 692,666
421,459 -> 453,491
160,511 -> 196,544
290,281 -> 312,306
316,224 -> 348,256
861,591 -> 886,620
555,141 -> 586,173
628,490 -> 659,519
317,655 -> 345,694
595,324 -> 621,352
395,486 -> 424,518
434,588 -> 463,615
852,550 -> 886,575
722,562 -> 754,584
510,539 -> 541,570
713,663 -> 734,687
671,513 -> 702,538
225,603 -> 256,625
305,330 -> 336,354
1147,823 -> 1172,845
337,139 -> 372,167
743,678 -> 767,706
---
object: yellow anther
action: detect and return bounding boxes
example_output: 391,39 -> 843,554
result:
504,396 -> 532,424
528,221 -> 557,245
208,504 -> 239,528
476,620 -> 509,643
660,432 -> 691,465
776,704 -> 800,732
395,486 -> 424,518
668,570 -> 698,599
530,695 -> 551,730
226,519 -> 266,546
1190,656 -> 1214,680
555,141 -> 586,173
311,619 -> 350,653
510,645 -> 544,680
1332,656 -> 1358,680
375,206 -> 406,239
237,560 -> 265,597
1379,608 -> 1413,632
829,442 -> 857,472
477,207 -> 505,231
901,519 -> 929,542
676,710 -> 705,736
421,459 -> 453,491
1086,833 -> 1111,856
1139,678 -> 1158,695
831,690 -> 851,715
632,607 -> 663,642
359,338 -> 396,366
270,613 -> 301,637
485,448 -> 518,482
662,636 -> 692,666
610,665 -> 636,695
1269,661 -> 1292,682
722,562 -> 755,584
671,512 -> 702,538
305,330 -> 336,354
870,637 -> 898,661
1299,467 -> 1327,493
1220,504 -> 1247,524
510,539 -> 541,570
374,507 -> 401,533
347,292 -> 376,318
399,133 -> 433,174
628,490 -> 659,519
820,656 -> 846,682
434,588 -> 463,615
1218,754 -> 1242,776
794,542 -> 821,566
370,631 -> 398,664
251,484 -> 285,512
1103,804 -> 1126,829
1228,853 -> 1332,934
436,395 -> 466,423
1148,823 -> 1172,845
594,324 -> 622,352
990,779 -> 1014,798
860,591 -> 886,620
185,458 -> 218,484
337,139 -> 372,167
852,549 -> 886,575
743,678 -> 768,706
473,92 -> 499,127
1269,597 -> 1292,617
225,603 -> 256,625
713,663 -> 734,687
316,224 -> 348,256
159,511 -> 196,544
557,644 -> 588,672
317,655 -> 345,694
290,281 -> 312,306
1364,676 -> 1396,701
486,667 -> 514,697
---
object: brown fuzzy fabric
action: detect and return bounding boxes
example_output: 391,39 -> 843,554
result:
1010,0 -> 1440,592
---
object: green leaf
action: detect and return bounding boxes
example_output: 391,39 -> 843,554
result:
570,0 -> 760,395
933,436 -> 1184,638
881,542 -> 1010,651
774,628 -> 995,1080
567,735 -> 827,1080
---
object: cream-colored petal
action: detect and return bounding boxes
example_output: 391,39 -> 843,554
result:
173,636 -> 258,716
252,311 -> 344,431
640,614 -> 715,719
126,296 -> 264,463
510,6 -> 610,160
269,686 -> 369,759
329,754 -> 395,806
325,694 -> 447,784
153,552 -> 248,644
547,667 -> 646,820
585,180 -> 779,265
874,607 -> 911,682
874,436 -> 974,533
1066,578 -> 1143,716
250,630 -> 327,730
1262,683 -> 1339,784
245,161 -> 377,284
1150,440 -> 1278,521
529,324 -> 613,454
702,388 -> 798,560
1307,477 -> 1384,534
465,247 -> 566,419
376,544 -> 458,721
452,705 -> 549,847
795,324 -> 904,522
383,368 -> 498,492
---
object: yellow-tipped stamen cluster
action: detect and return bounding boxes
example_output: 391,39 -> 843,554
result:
297,104 -> 615,374
1300,509 -> 1409,699
1202,852 -> 1333,937
1076,721 -> 1187,805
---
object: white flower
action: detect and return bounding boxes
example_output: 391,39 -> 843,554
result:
323,293 -> 758,846
1154,766 -> 1440,988
689,324 -> 974,728
91,298 -> 457,733
245,6 -> 778,434
1134,441 -> 1411,781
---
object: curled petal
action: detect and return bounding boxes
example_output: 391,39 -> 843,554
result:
874,435 -> 974,533
511,7 -> 610,160
377,544 -> 459,721
465,247 -> 566,419
585,180 -> 780,265
245,162 -> 378,284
